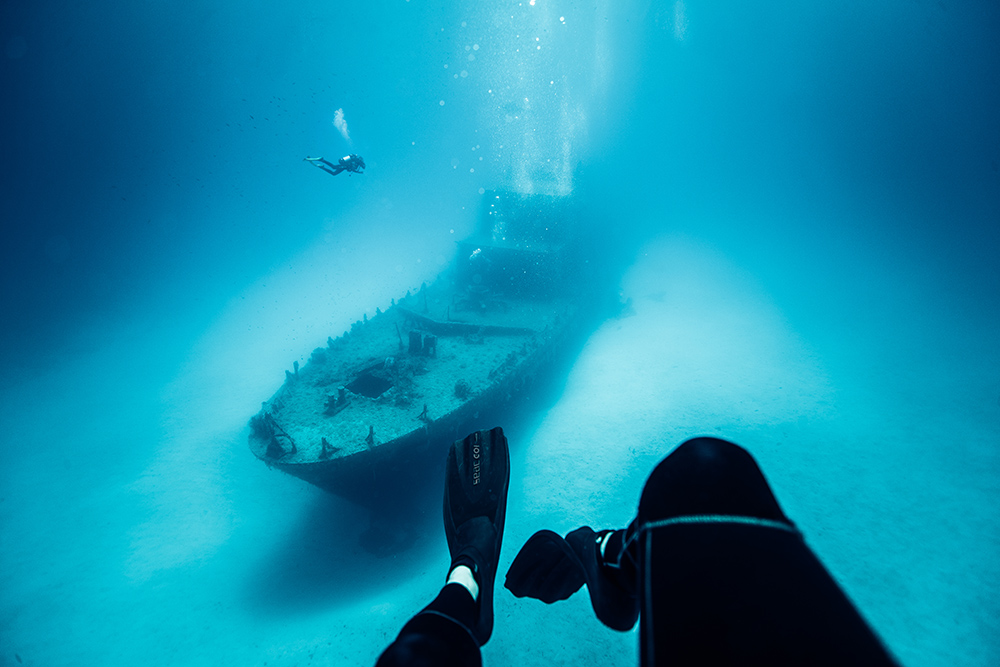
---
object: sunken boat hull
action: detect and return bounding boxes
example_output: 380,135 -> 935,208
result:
249,190 -> 602,504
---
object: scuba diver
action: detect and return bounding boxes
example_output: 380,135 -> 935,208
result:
376,428 -> 899,666
305,154 -> 366,176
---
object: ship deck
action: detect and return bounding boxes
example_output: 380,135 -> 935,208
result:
257,281 -> 575,464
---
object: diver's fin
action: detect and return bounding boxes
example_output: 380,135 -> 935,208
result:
504,529 -> 586,602
443,427 -> 510,645
304,156 -> 323,162
505,527 -> 639,631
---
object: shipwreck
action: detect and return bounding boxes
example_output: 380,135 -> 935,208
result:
248,189 -> 605,504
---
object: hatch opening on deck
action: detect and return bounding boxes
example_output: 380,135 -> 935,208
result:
347,373 -> 393,399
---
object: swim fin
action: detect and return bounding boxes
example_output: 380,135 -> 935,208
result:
504,529 -> 586,602
505,526 -> 639,631
443,427 -> 510,645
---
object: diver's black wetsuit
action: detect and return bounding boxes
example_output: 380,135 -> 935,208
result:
377,438 -> 897,666
376,584 -> 481,667
308,154 -> 365,176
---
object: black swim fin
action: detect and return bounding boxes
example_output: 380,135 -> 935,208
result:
443,427 -> 510,645
504,529 -> 586,603
505,526 -> 639,631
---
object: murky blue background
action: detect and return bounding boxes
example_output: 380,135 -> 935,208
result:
2,1 -> 998,665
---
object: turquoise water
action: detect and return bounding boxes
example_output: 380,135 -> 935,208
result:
1,1 -> 997,665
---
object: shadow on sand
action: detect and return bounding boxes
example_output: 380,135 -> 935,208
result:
242,471 -> 446,616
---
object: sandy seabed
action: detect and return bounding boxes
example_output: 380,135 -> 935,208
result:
1,232 -> 997,667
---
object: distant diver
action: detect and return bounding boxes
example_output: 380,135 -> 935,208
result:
305,154 -> 366,176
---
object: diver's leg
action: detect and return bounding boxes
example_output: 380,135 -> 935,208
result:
376,428 -> 510,666
637,437 -> 897,665
306,158 -> 344,176
636,436 -> 790,525
505,438 -> 787,631
376,584 -> 481,667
